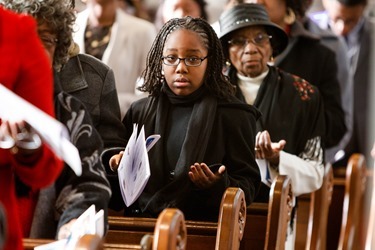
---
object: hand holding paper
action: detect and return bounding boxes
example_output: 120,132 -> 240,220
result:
0,84 -> 82,176
118,124 -> 160,207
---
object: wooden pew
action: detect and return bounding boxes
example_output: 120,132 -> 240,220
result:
338,153 -> 367,250
106,187 -> 246,250
365,161 -> 375,249
304,163 -> 334,250
295,163 -> 334,250
240,175 -> 293,250
23,208 -> 187,250
326,154 -> 372,249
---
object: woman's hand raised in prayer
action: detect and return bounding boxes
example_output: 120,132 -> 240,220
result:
255,130 -> 286,168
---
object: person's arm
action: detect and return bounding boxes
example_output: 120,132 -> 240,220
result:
11,13 -> 63,188
54,93 -> 111,239
266,137 -> 325,196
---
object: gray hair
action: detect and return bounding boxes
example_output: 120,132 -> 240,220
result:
0,0 -> 75,71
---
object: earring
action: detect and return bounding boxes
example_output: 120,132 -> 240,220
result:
284,8 -> 296,25
225,61 -> 231,67
268,55 -> 275,66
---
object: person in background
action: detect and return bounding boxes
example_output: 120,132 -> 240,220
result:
1,0 -> 111,240
154,0 -> 208,30
73,0 -> 157,118
0,6 -> 63,250
106,16 -> 261,221
310,0 -> 374,167
219,3 -> 325,248
247,0 -> 346,156
302,0 -> 353,164
116,0 -> 151,21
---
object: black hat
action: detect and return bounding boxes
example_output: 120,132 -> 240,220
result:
219,3 -> 288,56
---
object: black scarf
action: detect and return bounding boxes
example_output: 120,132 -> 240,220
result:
135,84 -> 218,215
230,66 -> 325,155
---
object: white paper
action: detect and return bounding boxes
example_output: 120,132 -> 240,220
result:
256,159 -> 273,187
0,84 -> 81,176
35,205 -> 103,250
65,205 -> 97,250
118,124 -> 159,207
94,209 -> 104,237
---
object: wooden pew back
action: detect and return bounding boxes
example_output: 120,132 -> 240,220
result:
265,175 -> 293,250
305,163 -> 334,250
106,187 -> 246,250
23,208 -> 186,250
240,175 -> 293,250
338,153 -> 367,250
216,187 -> 246,250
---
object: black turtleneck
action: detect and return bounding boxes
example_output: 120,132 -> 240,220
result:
162,84 -> 206,176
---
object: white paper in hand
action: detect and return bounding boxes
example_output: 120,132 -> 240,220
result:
0,84 -> 82,176
118,124 -> 153,207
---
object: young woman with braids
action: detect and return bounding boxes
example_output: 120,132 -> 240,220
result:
104,16 -> 261,221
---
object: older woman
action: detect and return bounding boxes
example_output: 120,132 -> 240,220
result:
247,0 -> 347,164
219,3 -> 326,247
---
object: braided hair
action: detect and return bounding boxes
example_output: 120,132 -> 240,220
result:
139,16 -> 235,99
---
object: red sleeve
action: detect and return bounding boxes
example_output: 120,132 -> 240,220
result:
0,8 -> 63,188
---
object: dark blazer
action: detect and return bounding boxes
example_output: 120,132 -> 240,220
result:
275,20 -> 346,149
58,54 -> 127,149
346,18 -> 374,157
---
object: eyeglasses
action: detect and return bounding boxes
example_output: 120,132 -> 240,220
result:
228,33 -> 272,47
161,56 -> 208,67
40,36 -> 58,49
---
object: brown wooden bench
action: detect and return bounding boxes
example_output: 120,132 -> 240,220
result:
240,175 -> 293,250
106,187 -> 247,250
305,163 -> 334,250
294,163 -> 334,250
365,160 -> 375,249
338,153 -> 367,250
23,208 -> 187,250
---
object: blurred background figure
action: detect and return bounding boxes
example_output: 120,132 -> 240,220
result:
302,0 -> 353,165
73,0 -> 157,118
154,0 -> 208,30
0,6 -> 63,250
116,0 -> 152,21
310,0 -> 375,166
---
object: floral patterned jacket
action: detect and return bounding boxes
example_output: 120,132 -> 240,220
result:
28,79 -> 111,239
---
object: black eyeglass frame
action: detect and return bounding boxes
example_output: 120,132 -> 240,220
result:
161,56 -> 208,67
227,34 -> 272,47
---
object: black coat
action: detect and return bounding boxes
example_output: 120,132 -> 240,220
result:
275,21 -> 346,148
110,88 -> 261,221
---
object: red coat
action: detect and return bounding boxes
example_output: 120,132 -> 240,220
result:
0,7 -> 63,250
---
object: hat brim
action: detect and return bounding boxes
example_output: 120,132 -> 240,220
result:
219,21 -> 288,57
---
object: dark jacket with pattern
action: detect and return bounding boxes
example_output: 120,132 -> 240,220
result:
29,78 -> 111,239
275,20 -> 346,148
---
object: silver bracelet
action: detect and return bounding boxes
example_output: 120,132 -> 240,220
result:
15,132 -> 42,150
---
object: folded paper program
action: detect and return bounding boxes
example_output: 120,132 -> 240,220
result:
118,124 -> 160,207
